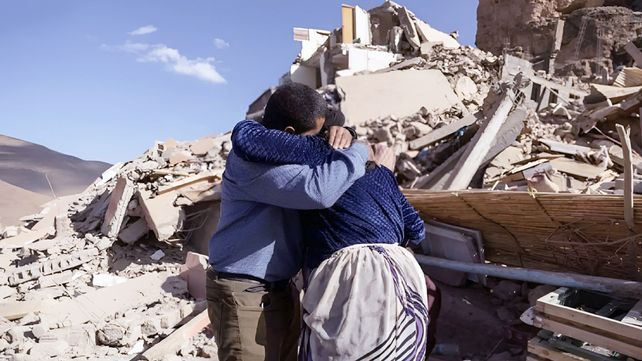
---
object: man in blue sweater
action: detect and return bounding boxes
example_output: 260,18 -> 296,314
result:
207,83 -> 370,361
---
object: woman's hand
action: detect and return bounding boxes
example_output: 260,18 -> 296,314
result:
326,126 -> 353,149
373,144 -> 396,172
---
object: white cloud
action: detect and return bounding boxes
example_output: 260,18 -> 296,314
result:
129,25 -> 157,36
109,41 -> 226,84
213,38 -> 230,49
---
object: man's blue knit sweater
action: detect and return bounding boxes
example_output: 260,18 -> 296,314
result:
232,120 -> 426,269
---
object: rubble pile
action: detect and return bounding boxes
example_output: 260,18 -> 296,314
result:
2,1 -> 642,360
0,134 -> 232,360
246,0 -> 642,195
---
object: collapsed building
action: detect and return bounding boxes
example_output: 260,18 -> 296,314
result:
1,1 -> 642,360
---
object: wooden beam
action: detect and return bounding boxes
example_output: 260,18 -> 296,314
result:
445,92 -> 515,190
409,113 -> 479,150
141,310 -> 210,361
528,338 -> 588,361
532,314 -> 642,358
157,170 -> 222,195
414,143 -> 469,189
616,124 -> 634,231
341,5 -> 354,44
625,42 -> 642,68
535,288 -> 642,342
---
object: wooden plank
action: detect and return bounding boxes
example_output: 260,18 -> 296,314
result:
414,143 -> 468,189
533,314 -> 642,358
614,67 -> 642,88
341,5 -> 354,44
549,157 -> 604,180
625,42 -> 642,68
539,139 -> 591,156
157,170 -> 221,195
446,92 -> 515,190
535,288 -> 642,342
623,300 -> 642,328
141,310 -> 210,361
409,113 -> 478,150
528,338 -> 589,361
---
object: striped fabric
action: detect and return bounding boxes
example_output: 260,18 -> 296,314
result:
299,244 -> 429,361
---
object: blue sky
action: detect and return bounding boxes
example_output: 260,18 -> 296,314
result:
0,1 -> 478,164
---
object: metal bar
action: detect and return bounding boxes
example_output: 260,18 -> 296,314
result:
414,254 -> 642,299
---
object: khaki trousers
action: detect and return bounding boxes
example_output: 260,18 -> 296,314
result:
206,270 -> 300,361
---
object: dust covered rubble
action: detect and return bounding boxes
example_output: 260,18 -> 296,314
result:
0,134 -> 230,360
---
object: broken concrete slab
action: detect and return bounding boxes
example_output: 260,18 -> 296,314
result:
189,137 -> 218,156
397,6 -> 420,49
40,272 -> 186,328
138,190 -> 185,242
8,248 -> 98,286
179,252 -> 208,300
117,218 -> 148,244
38,270 -> 74,289
337,69 -> 461,126
101,177 -> 135,239
140,309 -> 210,361
0,228 -> 50,250
0,299 -> 53,321
414,18 -> 460,49
550,157 -> 605,180
166,150 -> 194,166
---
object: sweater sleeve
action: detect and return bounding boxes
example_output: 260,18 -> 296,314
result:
400,194 -> 426,247
231,120 -> 329,165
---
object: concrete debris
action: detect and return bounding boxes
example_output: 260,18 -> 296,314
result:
3,1 -> 642,359
149,249 -> 165,262
139,190 -> 185,242
117,217 -> 148,244
100,176 -> 135,239
179,252 -> 208,301
92,273 -> 128,288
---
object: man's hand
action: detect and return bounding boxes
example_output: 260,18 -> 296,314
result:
373,144 -> 396,172
327,126 -> 353,149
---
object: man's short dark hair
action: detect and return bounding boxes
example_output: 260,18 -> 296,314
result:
324,108 -> 346,128
262,83 -> 327,133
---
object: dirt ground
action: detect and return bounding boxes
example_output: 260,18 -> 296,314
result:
429,281 -> 539,361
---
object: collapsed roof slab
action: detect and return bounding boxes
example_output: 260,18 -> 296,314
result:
336,69 -> 461,125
